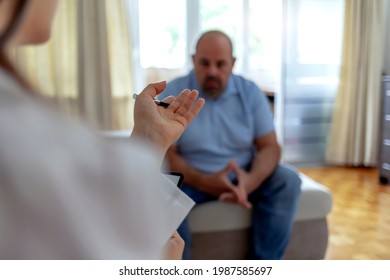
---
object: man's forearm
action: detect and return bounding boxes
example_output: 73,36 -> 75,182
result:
166,148 -> 243,197
165,151 -> 205,188
247,145 -> 281,193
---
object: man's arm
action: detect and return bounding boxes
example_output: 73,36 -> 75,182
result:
165,145 -> 241,198
165,145 -> 204,187
245,131 -> 281,194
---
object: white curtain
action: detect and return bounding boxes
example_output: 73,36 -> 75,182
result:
279,0 -> 345,164
326,0 -> 385,166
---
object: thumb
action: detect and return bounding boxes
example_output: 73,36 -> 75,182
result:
221,160 -> 235,174
140,81 -> 167,99
230,159 -> 240,171
230,160 -> 245,178
219,192 -> 235,202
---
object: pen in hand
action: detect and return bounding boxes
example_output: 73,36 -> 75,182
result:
132,93 -> 170,108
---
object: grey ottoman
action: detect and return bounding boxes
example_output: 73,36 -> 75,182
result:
188,173 -> 333,259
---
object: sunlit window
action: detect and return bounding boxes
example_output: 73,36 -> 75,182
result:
138,0 -> 186,69
134,0 -> 282,93
297,0 -> 344,65
200,0 -> 243,55
130,0 -> 345,164
133,0 -> 343,96
247,0 -> 282,92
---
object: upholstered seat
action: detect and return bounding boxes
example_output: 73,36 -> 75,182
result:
188,173 -> 332,259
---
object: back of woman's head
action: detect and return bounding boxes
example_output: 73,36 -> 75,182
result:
0,0 -> 29,85
0,0 -> 28,47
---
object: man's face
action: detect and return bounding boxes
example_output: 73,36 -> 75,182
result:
192,35 -> 235,99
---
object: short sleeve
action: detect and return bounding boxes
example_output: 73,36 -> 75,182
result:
249,82 -> 275,137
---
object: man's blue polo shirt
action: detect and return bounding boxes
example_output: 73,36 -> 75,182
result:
159,71 -> 274,174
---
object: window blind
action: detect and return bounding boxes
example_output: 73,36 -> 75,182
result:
280,0 -> 345,164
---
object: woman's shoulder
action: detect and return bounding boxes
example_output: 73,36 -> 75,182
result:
0,68 -> 159,185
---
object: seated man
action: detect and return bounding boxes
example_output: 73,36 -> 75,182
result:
159,30 -> 301,260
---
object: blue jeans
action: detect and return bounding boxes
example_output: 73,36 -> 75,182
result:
178,164 -> 302,260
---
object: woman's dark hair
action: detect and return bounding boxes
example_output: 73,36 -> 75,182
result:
0,0 -> 30,87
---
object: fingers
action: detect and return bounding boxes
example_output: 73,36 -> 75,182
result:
168,89 -> 205,123
161,95 -> 175,103
219,192 -> 233,202
242,201 -> 252,209
169,231 -> 185,247
168,89 -> 197,113
186,98 -> 205,123
230,160 -> 243,175
161,231 -> 185,260
139,81 -> 167,99
219,191 -> 252,209
220,160 -> 235,175
239,197 -> 252,209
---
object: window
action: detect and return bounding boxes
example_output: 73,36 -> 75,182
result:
129,0 -> 345,164
199,0 -> 243,54
138,0 -> 186,69
131,0 -> 283,94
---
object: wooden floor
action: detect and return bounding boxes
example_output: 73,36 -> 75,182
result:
298,166 -> 390,260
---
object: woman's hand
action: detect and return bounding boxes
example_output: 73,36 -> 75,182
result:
161,231 -> 185,260
132,81 -> 205,156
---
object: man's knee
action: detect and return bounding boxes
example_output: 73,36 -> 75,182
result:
276,164 -> 301,185
272,165 -> 302,199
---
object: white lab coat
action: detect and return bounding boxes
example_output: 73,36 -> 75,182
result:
0,69 -> 194,259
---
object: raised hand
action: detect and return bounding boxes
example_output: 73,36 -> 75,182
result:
132,81 -> 205,155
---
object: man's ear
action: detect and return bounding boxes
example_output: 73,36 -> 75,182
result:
192,54 -> 196,64
232,56 -> 236,67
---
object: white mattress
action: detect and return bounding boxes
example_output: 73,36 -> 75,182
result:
188,173 -> 333,233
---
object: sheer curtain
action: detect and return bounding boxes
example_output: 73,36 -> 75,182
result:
12,0 -> 79,117
280,0 -> 345,164
326,0 -> 385,166
12,0 -> 134,130
106,1 -> 135,130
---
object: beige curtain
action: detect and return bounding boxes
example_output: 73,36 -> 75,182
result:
12,0 -> 79,117
326,0 -> 385,166
12,0 -> 135,130
106,1 -> 135,130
